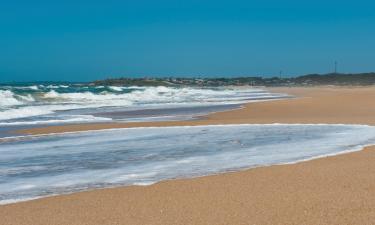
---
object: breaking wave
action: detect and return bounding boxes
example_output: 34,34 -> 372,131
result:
0,84 -> 289,124
0,90 -> 35,107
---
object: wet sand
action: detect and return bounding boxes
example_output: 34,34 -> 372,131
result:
2,146 -> 375,225
3,86 -> 375,225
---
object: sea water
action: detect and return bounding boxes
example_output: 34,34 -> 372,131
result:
0,84 -> 289,125
0,84 -> 289,137
1,124 -> 375,204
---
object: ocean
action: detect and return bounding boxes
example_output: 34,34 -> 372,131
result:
0,83 -> 288,137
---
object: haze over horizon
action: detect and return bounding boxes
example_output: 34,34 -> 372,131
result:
1,1 -> 375,82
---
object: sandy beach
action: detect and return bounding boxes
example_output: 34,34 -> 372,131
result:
2,86 -> 375,224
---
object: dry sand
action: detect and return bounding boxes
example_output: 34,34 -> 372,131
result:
2,86 -> 375,225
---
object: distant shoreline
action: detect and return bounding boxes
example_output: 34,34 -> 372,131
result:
92,73 -> 375,87
3,72 -> 375,87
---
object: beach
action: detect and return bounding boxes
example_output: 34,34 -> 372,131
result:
2,86 -> 375,224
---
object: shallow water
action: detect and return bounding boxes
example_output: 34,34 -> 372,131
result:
1,124 -> 375,204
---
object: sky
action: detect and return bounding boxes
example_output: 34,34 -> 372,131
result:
1,0 -> 375,82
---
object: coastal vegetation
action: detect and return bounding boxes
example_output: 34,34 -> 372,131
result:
92,73 -> 375,87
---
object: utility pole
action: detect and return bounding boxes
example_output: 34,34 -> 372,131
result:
334,61 -> 338,74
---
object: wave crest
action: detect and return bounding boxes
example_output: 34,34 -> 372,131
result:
0,90 -> 35,107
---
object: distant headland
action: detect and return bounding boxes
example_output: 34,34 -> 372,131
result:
92,73 -> 375,87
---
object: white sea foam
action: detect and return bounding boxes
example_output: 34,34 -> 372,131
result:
0,90 -> 23,107
17,94 -> 35,102
45,84 -> 69,89
0,115 -> 112,126
0,90 -> 36,109
0,104 -> 97,121
41,87 -> 273,105
0,86 -> 288,124
28,85 -> 39,90
1,124 -> 375,204
108,86 -> 123,91
11,85 -> 39,90
46,85 -> 59,89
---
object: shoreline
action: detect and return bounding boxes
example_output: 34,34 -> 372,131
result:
16,86 -> 375,136
2,123 -> 374,206
2,86 -> 375,224
3,145 -> 375,224
3,122 -> 374,144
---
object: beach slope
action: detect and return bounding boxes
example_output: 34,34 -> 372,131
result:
2,87 -> 375,225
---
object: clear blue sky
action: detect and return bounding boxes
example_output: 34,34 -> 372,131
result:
1,0 -> 375,82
